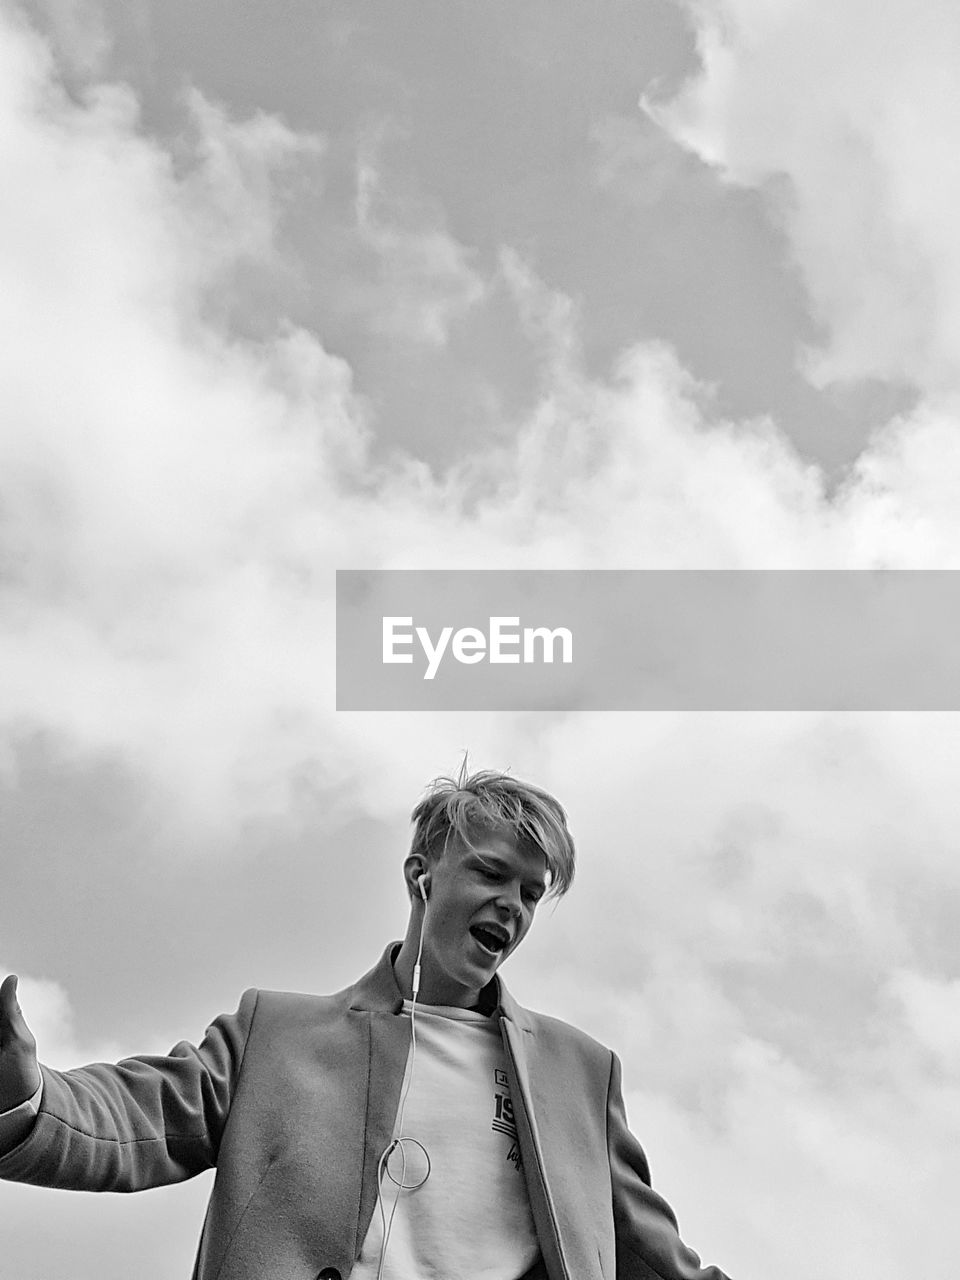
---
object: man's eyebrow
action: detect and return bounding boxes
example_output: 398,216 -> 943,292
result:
470,853 -> 506,872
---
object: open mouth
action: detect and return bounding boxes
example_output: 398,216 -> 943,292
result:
470,924 -> 510,955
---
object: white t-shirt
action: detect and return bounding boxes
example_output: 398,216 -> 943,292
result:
351,1000 -> 541,1280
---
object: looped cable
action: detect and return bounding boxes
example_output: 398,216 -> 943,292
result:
382,1135 -> 432,1191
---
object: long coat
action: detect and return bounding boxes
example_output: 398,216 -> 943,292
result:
0,945 -> 729,1280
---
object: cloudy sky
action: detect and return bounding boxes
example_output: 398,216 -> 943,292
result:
3,0 -> 960,1275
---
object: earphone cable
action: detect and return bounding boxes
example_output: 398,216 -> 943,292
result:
375,901 -> 429,1280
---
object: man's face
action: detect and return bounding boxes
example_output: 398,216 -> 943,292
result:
418,830 -> 547,1007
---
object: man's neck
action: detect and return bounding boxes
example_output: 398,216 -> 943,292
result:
390,944 -> 498,1016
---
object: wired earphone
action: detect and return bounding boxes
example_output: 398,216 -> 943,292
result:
373,871 -> 433,1280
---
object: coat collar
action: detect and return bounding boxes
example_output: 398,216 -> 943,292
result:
348,941 -> 535,1032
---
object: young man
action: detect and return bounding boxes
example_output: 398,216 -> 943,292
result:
0,767 -> 731,1280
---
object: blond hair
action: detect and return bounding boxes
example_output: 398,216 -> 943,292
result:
410,760 -> 575,900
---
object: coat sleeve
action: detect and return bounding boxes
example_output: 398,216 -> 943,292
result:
607,1052 -> 731,1280
0,988 -> 258,1193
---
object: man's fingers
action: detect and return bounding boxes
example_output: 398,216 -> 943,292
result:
0,973 -> 20,1011
0,974 -> 40,1110
0,974 -> 30,1038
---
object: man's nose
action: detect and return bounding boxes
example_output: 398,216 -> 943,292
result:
495,885 -> 522,918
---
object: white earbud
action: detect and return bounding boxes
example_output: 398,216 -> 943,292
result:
412,875 -> 429,998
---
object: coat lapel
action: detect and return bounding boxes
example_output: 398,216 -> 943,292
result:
497,982 -> 573,1280
355,1011 -> 411,1251
347,944 -> 412,1257
500,1018 -> 570,1280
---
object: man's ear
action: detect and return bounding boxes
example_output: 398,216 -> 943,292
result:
402,853 -> 428,901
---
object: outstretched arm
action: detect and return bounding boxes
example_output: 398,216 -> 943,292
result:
0,976 -> 258,1192
607,1052 -> 732,1280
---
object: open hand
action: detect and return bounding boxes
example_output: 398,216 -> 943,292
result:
0,975 -> 41,1113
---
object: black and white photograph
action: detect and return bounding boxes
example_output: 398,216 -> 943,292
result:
2,1 -> 958,1277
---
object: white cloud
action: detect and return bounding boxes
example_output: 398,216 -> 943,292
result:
592,112 -> 694,207
5,0 -> 960,859
0,9 -> 364,825
889,968 -> 960,1064
354,140 -> 487,346
0,967 -> 127,1066
650,0 -> 960,392
26,0 -> 110,79
176,88 -> 325,284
